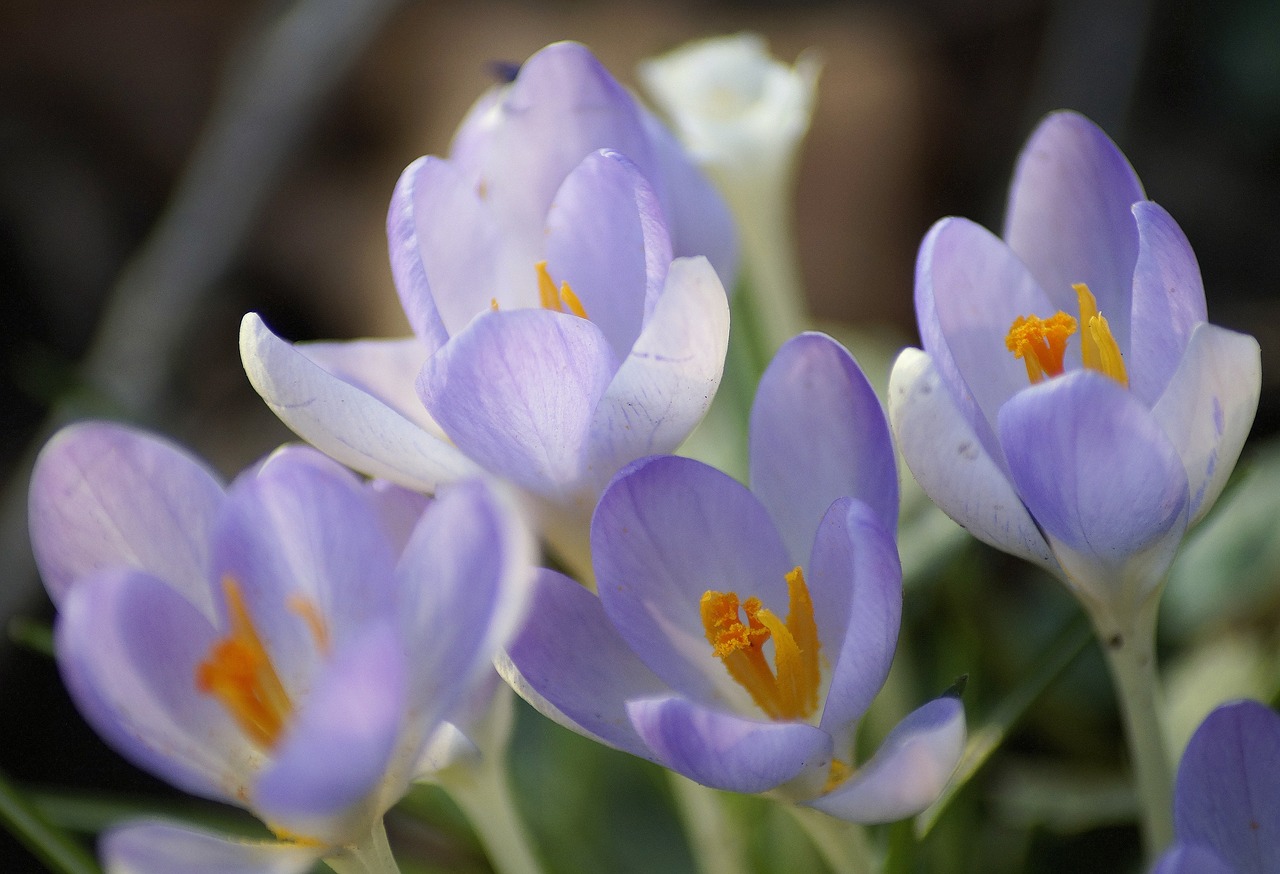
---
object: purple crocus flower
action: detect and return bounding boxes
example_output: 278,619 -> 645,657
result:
889,111 -> 1260,614
501,333 -> 966,820
28,423 -> 535,871
1152,700 -> 1280,874
240,42 -> 735,569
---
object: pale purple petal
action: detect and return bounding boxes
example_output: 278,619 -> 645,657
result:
419,309 -> 617,497
586,256 -> 729,494
254,623 -> 407,843
916,217 -> 1057,459
1151,323 -> 1261,526
1152,844 -> 1237,874
999,370 -> 1188,559
385,157 -> 450,350
809,499 -> 901,749
637,106 -> 739,288
499,569 -> 670,762
887,348 -> 1056,571
102,821 -> 320,874
213,448 -> 398,687
240,313 -> 478,492
1002,110 -> 1144,336
56,571 -> 246,805
544,149 -> 672,357
627,694 -> 832,794
298,336 -> 442,437
750,332 -> 898,557
394,478 -> 535,726
1173,700 -> 1280,873
807,695 -> 965,823
1129,201 -> 1209,405
593,455 -> 792,709
29,422 -> 224,614
365,480 -> 430,555
450,41 -> 655,241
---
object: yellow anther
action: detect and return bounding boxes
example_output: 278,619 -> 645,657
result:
1005,313 -> 1077,384
824,758 -> 854,793
700,566 -> 822,721
196,577 -> 293,750
534,261 -> 589,319
1073,284 -> 1129,386
489,297 -> 500,312
286,593 -> 329,654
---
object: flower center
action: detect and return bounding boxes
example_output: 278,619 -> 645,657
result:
536,260 -> 589,319
700,566 -> 821,721
196,577 -> 300,750
1004,284 -> 1128,386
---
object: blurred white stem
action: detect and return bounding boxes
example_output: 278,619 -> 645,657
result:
325,820 -> 400,874
784,805 -> 874,874
668,774 -> 750,874
438,742 -> 545,874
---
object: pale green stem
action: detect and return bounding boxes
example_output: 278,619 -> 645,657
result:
437,751 -> 544,874
667,773 -> 749,874
1087,597 -> 1174,859
783,805 -> 874,874
325,819 -> 399,874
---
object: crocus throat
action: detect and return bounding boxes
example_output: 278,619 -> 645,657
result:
700,567 -> 821,721
196,577 -> 294,750
536,260 -> 589,319
1004,284 -> 1128,386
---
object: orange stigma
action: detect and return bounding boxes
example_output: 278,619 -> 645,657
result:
700,567 -> 821,721
196,577 -> 293,750
1004,283 -> 1128,386
535,261 -> 589,319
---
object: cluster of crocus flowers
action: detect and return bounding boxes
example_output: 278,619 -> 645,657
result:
240,41 -> 737,574
28,423 -> 535,872
502,333 -> 966,820
1153,700 -> 1280,874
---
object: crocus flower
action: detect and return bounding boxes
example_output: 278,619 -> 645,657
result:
28,422 -> 535,871
501,333 -> 965,820
1152,700 -> 1280,874
889,111 -> 1260,618
640,33 -> 819,351
240,42 -> 735,571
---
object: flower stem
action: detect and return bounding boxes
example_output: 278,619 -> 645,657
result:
438,749 -> 545,874
1089,599 -> 1174,858
325,819 -> 399,874
667,773 -> 749,874
784,805 -> 873,874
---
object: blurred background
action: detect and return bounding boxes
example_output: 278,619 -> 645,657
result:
2,0 -> 1278,871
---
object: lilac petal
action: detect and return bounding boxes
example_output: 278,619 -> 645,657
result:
56,570 -> 246,804
807,695 -> 966,823
385,157 -> 449,351
451,42 -> 655,241
420,308 -> 617,497
499,568 -> 670,762
394,478 -> 535,727
637,106 -> 739,288
750,332 -> 898,558
544,149 -> 672,358
298,336 -> 442,437
1152,844 -> 1238,874
1128,201 -> 1209,405
365,480 -> 431,555
213,448 -> 398,687
587,256 -> 729,494
1151,322 -> 1261,527
887,348 -> 1055,571
999,370 -> 1188,562
29,422 -> 224,614
593,455 -> 792,709
1173,700 -> 1280,873
809,499 -> 901,749
1002,110 -> 1144,338
627,694 -> 833,794
240,313 -> 478,492
916,217 -> 1057,459
254,623 -> 407,843
102,821 -> 320,874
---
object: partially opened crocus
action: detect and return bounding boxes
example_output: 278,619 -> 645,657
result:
28,423 -> 535,872
1152,700 -> 1280,874
501,333 -> 965,820
240,41 -> 735,572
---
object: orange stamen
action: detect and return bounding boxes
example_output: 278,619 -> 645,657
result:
534,261 -> 589,319
1005,313 -> 1077,384
1073,283 -> 1129,386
